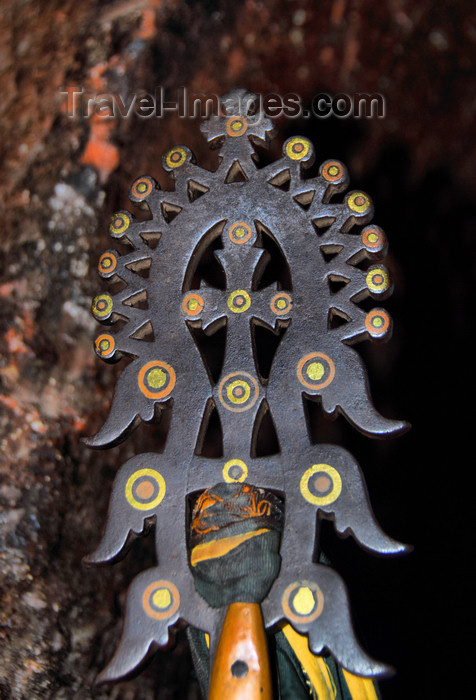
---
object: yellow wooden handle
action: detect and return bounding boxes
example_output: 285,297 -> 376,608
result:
208,602 -> 272,700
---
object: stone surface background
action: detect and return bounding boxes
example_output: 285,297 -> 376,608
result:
0,1 -> 473,698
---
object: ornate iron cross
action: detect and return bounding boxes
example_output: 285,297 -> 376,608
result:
85,89 -> 409,690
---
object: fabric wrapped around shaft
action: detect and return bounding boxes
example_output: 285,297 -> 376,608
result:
189,482 -> 284,607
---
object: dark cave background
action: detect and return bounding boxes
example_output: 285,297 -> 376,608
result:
0,1 -> 473,698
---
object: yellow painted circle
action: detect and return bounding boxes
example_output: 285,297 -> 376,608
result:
138,360 -> 176,400
125,468 -> 166,510
153,588 -> 172,608
226,117 -> 248,137
270,292 -> 292,316
227,289 -> 251,313
223,459 -> 248,483
219,372 -> 259,412
366,267 -> 390,294
229,221 -> 253,245
92,294 -> 113,319
300,463 -> 342,506
143,580 -> 180,620
347,191 -> 371,214
282,580 -> 324,624
109,212 -> 130,237
285,137 -> 311,161
165,147 -> 187,169
95,333 -> 115,358
297,352 -> 335,391
182,293 -> 205,316
307,362 -> 324,381
226,379 -> 251,405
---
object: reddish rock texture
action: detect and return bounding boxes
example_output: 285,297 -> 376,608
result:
0,1 -> 473,698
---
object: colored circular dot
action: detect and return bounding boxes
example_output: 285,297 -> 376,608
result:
306,362 -> 324,381
348,191 -> 371,214
366,267 -> 390,294
227,380 -> 251,405
125,468 -> 166,510
292,586 -> 315,615
300,464 -> 342,506
138,360 -> 176,400
152,588 -> 172,609
223,459 -> 248,483
92,294 -> 113,319
182,293 -> 205,317
362,226 -> 386,252
297,353 -> 335,391
282,580 -> 324,624
229,222 -> 253,245
314,475 -> 331,493
109,212 -> 130,237
219,372 -> 259,413
227,289 -> 251,313
365,308 -> 391,337
147,368 -> 166,389
226,117 -> 247,137
321,160 -> 345,183
165,147 -> 187,169
143,580 -> 180,620
131,177 -> 153,200
98,252 -> 118,277
135,480 -> 155,499
285,137 -> 311,161
270,292 -> 292,316
95,333 -> 115,358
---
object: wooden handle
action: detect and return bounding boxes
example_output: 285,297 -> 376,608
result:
208,602 -> 272,700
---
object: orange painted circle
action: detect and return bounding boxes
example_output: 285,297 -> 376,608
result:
95,334 -> 115,358
182,293 -> 205,316
365,309 -> 391,337
362,226 -> 385,251
322,160 -> 344,183
142,580 -> 180,620
226,117 -> 247,137
270,292 -> 293,315
136,480 -> 155,499
297,352 -> 335,391
229,222 -> 253,245
98,252 -> 117,276
282,580 -> 324,624
138,361 -> 176,400
131,176 -> 153,199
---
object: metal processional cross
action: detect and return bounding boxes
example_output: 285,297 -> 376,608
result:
85,89 -> 409,696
